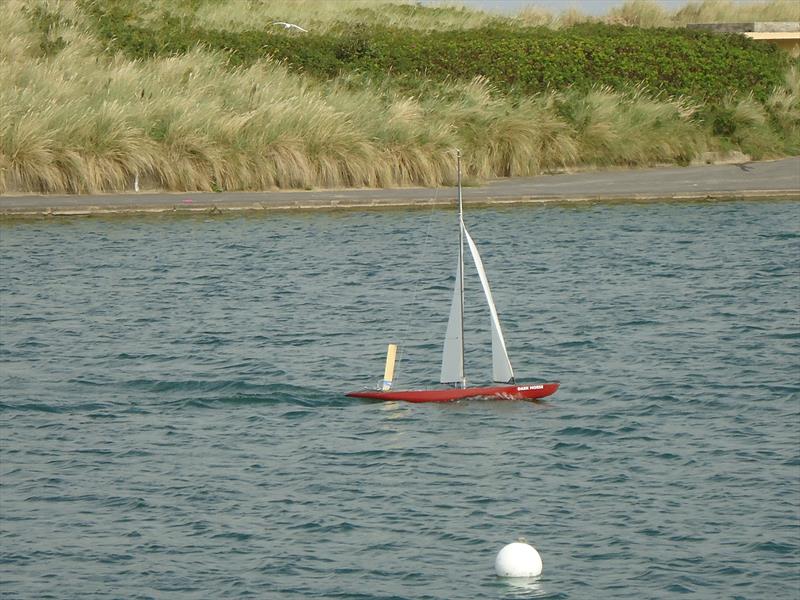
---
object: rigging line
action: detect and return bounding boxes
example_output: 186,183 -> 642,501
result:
391,185 -> 441,389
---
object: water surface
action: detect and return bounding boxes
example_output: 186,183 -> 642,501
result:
1,200 -> 798,598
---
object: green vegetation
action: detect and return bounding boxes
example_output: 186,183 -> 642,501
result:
1,0 -> 798,194
84,8 -> 789,101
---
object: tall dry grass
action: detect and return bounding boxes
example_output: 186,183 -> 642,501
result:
1,0 -> 797,194
147,0 -> 800,32
150,0 -> 800,32
671,0 -> 800,25
518,0 -> 799,29
767,65 -> 800,153
147,0 -> 499,33
556,85 -> 706,166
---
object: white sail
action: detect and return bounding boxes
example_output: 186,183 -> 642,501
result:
463,226 -> 515,383
440,258 -> 464,384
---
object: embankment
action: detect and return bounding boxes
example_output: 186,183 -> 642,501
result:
2,158 -> 797,219
2,1 -> 798,196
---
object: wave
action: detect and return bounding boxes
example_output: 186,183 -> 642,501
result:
0,382 -> 349,414
0,400 -> 122,414
556,426 -> 616,437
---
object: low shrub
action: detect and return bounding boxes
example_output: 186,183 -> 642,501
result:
81,2 -> 791,102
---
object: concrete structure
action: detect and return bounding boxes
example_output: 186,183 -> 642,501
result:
688,22 -> 800,53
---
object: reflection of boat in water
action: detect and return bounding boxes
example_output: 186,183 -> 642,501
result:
347,151 -> 559,403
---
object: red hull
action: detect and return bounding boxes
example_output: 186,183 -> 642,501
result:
346,382 -> 559,403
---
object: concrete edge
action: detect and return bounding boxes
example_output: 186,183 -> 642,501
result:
1,190 -> 798,219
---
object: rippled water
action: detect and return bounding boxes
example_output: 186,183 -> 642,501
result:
1,200 -> 798,599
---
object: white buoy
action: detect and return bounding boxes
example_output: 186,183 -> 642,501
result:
495,538 -> 542,577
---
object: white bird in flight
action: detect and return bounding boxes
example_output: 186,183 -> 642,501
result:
272,22 -> 308,32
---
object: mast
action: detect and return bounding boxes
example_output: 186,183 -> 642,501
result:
456,150 -> 466,388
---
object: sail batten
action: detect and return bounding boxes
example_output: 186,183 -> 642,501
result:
463,226 -> 515,383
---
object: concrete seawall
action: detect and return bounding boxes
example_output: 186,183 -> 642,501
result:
2,158 -> 798,219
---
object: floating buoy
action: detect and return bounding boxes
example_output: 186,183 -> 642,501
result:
495,538 -> 542,577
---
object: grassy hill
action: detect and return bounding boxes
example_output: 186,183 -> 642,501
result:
2,0 -> 798,194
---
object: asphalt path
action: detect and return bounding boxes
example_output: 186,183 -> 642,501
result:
2,157 -> 798,217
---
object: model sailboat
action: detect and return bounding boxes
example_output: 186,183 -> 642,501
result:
347,151 -> 559,403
